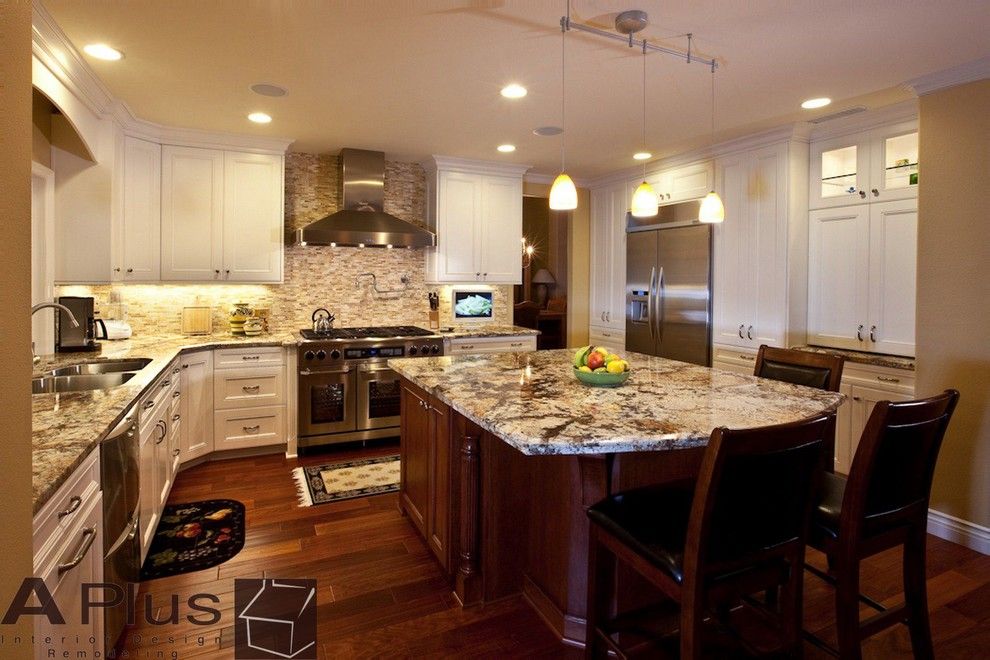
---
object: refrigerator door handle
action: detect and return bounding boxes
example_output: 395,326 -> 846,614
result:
647,266 -> 657,344
656,267 -> 665,344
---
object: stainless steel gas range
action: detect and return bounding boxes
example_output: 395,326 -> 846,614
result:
297,325 -> 444,450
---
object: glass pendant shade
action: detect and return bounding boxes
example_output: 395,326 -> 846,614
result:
699,190 -> 725,223
630,181 -> 659,218
549,173 -> 578,210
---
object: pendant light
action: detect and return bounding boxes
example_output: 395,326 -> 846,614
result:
549,2 -> 577,211
699,63 -> 725,223
630,43 -> 659,218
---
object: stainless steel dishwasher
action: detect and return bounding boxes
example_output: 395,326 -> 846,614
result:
100,407 -> 139,649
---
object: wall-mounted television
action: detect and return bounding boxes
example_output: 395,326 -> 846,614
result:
452,289 -> 494,322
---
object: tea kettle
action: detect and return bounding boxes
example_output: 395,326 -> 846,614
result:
312,308 -> 334,334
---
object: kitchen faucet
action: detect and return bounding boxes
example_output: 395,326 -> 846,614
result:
31,302 -> 79,364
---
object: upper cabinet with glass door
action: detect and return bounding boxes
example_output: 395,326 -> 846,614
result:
810,120 -> 918,209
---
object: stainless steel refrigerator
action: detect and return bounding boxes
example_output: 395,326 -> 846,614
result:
625,203 -> 712,366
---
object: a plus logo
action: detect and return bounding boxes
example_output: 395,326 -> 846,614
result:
234,578 -> 317,659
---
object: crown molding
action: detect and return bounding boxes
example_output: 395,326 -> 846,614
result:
424,155 -> 532,177
32,1 -> 293,154
905,56 -> 990,96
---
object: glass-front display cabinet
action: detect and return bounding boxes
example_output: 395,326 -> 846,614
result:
810,120 -> 918,209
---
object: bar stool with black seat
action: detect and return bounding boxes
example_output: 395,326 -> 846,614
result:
585,414 -> 833,659
805,389 -> 960,660
754,345 -> 845,393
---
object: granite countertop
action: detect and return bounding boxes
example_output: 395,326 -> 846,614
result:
32,332 -> 298,515
791,345 -> 915,371
389,349 -> 844,457
430,324 -> 540,339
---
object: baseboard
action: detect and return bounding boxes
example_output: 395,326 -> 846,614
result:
928,509 -> 990,555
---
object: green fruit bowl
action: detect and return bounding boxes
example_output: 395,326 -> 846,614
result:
573,366 -> 630,388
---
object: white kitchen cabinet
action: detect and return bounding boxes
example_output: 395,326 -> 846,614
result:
162,146 -> 283,282
222,151 -> 284,282
833,363 -> 915,474
119,136 -> 161,281
180,350 -> 215,463
807,199 -> 916,356
161,145 -> 224,281
588,326 -> 625,353
643,161 -> 714,205
711,345 -> 759,375
424,157 -> 528,284
810,120 -> 918,209
713,141 -> 803,350
589,180 -> 629,336
445,334 -> 537,355
137,363 -> 178,560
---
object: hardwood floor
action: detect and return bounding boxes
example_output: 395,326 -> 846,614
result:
118,448 -> 989,659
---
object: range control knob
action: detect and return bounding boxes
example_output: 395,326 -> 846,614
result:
408,346 -> 419,356
304,350 -> 316,361
329,349 -> 341,360
316,350 -> 327,360
430,344 -> 441,355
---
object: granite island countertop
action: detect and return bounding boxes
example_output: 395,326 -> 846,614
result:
389,349 -> 845,456
32,332 -> 299,515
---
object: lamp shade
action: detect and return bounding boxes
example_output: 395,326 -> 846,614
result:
549,173 -> 578,210
630,180 -> 659,218
699,190 -> 725,223
531,268 -> 556,284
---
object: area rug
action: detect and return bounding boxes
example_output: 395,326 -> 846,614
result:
140,499 -> 245,581
292,455 -> 400,506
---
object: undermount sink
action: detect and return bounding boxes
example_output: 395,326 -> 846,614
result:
32,372 -> 137,394
47,358 -> 152,377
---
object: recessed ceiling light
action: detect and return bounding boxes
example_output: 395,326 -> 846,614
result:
633,152 -> 652,161
247,112 -> 272,124
500,84 -> 527,99
801,97 -> 832,110
533,126 -> 563,137
83,44 -> 123,61
250,82 -> 288,97
497,144 -> 516,153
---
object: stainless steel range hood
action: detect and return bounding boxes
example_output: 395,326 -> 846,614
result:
290,148 -> 436,248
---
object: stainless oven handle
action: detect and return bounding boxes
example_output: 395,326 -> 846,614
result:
358,365 -> 396,373
299,367 -> 352,376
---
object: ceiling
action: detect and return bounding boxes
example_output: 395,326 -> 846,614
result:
42,0 -> 990,179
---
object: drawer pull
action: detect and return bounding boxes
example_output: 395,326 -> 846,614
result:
172,391 -> 181,398
172,367 -> 180,375
161,379 -> 171,388
57,527 -> 96,575
173,448 -> 181,457
57,495 -> 82,520
242,425 -> 261,433
242,355 -> 261,361
510,342 -> 524,347
143,400 -> 155,410
460,345 -> 474,350
242,385 -> 261,393
739,354 -> 755,361
172,413 -> 180,422
877,375 -> 900,383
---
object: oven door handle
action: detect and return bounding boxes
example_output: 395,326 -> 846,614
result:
358,365 -> 396,374
299,367 -> 352,376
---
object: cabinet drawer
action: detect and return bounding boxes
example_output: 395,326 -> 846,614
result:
214,406 -> 285,449
842,363 -> 915,395
33,448 -> 101,565
138,368 -> 179,436
214,366 -> 284,409
214,347 -> 284,369
448,336 -> 537,354
712,345 -> 758,375
589,326 -> 625,349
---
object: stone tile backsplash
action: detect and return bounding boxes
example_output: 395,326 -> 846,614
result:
56,152 -> 512,336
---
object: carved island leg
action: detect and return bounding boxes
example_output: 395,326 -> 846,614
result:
455,425 -> 483,606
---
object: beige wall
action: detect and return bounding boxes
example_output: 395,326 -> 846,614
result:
917,80 -> 990,529
0,2 -> 38,656
523,181 -> 590,348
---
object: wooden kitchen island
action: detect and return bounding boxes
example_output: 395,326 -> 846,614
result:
389,349 -> 844,647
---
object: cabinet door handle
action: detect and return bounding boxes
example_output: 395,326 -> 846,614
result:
242,385 -> 261,393
215,269 -> 221,277
225,269 -> 231,277
172,367 -> 181,375
747,325 -> 753,340
173,448 -> 181,457
114,267 -> 121,273
57,495 -> 82,520
857,324 -> 864,341
143,400 -> 155,410
155,420 -> 167,444
172,391 -> 181,398
870,325 -> 877,342
243,425 -> 261,433
858,190 -> 867,199
161,379 -> 171,388
738,324 -> 745,339
871,188 -> 879,197
182,364 -> 189,369
606,312 -> 611,322
172,413 -> 180,422
126,268 -> 133,274
57,527 -> 96,575
852,396 -> 862,402
877,375 -> 900,383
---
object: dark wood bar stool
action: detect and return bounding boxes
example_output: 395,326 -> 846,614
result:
754,345 -> 845,392
585,414 -> 833,658
805,389 -> 960,660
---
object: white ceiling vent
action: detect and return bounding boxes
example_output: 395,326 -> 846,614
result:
808,106 -> 868,124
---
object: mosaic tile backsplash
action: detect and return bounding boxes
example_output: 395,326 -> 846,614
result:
56,153 -> 512,336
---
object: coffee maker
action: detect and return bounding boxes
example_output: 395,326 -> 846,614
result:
56,296 -> 107,352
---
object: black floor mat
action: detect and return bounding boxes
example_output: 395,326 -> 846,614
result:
140,499 -> 245,581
